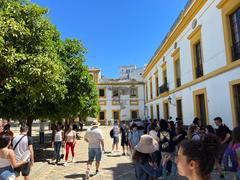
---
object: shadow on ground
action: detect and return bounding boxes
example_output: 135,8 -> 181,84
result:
103,162 -> 136,180
32,128 -> 87,162
64,173 -> 86,179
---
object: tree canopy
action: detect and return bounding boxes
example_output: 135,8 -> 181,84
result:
0,0 -> 99,130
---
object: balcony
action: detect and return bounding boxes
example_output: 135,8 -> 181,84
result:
159,83 -> 169,94
232,41 -> 240,61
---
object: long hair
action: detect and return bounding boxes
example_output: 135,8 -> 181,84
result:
132,150 -> 152,164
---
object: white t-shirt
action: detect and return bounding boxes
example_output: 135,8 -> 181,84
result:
12,135 -> 33,161
84,127 -> 103,148
54,130 -> 63,142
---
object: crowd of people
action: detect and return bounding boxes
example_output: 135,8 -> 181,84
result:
107,117 -> 240,180
0,117 -> 240,180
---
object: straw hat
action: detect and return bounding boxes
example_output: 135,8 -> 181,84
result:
135,135 -> 159,154
91,120 -> 100,127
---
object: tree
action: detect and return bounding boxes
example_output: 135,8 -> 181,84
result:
49,39 -> 99,121
0,0 -> 67,134
0,0 -> 99,135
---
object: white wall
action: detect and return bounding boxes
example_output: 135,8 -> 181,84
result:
144,0 -> 239,128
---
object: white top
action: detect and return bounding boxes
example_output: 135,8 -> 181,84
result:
0,156 -> 11,168
12,135 -> 31,161
54,130 -> 63,142
84,127 -> 103,149
39,122 -> 45,132
149,130 -> 159,142
65,130 -> 76,143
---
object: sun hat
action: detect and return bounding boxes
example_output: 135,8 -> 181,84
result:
91,120 -> 100,127
135,135 -> 159,154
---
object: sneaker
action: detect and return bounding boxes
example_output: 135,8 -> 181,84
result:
63,162 -> 68,167
72,158 -> 76,163
95,170 -> 100,175
85,170 -> 90,179
111,151 -> 114,154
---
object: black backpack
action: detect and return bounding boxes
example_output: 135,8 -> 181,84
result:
160,131 -> 171,152
110,129 -> 114,138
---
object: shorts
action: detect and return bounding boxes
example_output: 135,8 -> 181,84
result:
113,137 -> 119,144
14,162 -> 31,177
121,138 -> 128,146
0,166 -> 15,180
88,148 -> 102,161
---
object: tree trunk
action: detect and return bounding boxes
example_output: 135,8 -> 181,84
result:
26,117 -> 33,136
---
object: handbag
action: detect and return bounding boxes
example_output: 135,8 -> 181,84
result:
60,145 -> 64,160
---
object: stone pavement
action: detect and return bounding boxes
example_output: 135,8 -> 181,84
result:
11,125 -> 236,180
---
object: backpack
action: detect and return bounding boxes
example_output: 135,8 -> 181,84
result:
223,143 -> 240,171
110,129 -> 114,138
160,131 -> 171,152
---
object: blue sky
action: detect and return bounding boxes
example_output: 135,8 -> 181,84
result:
31,0 -> 188,78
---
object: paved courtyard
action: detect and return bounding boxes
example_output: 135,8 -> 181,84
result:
12,125 -> 236,180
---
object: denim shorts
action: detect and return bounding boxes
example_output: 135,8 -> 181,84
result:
113,137 -> 119,144
14,162 -> 31,177
88,148 -> 102,161
0,166 -> 15,180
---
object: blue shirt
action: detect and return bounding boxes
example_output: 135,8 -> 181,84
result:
135,162 -> 163,180
129,131 -> 140,147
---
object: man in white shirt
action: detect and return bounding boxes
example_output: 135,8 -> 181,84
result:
84,120 -> 104,179
12,125 -> 34,180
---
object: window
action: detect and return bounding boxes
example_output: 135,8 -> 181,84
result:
163,101 -> 169,120
188,25 -> 204,79
163,70 -> 167,84
193,88 -> 209,126
150,106 -> 154,120
172,48 -> 181,88
99,89 -> 105,97
159,65 -> 168,95
230,8 -> 240,61
156,76 -> 159,96
131,110 -> 139,120
176,98 -> 183,119
155,71 -> 159,96
229,80 -> 240,127
195,41 -> 204,78
99,111 -> 105,120
175,59 -> 181,87
156,104 -> 160,120
217,0 -> 240,63
146,83 -> 149,101
112,88 -> 119,97
150,78 -> 153,99
112,110 -> 120,120
130,87 -> 138,97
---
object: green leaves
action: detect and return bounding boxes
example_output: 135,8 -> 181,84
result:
0,0 -> 99,121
